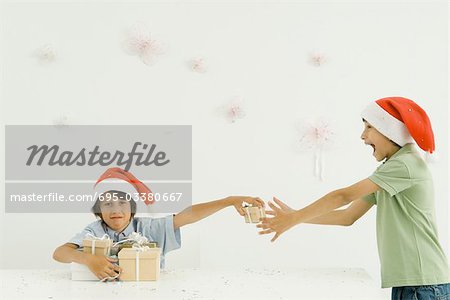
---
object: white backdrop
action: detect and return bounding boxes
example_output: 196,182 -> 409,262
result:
0,1 -> 448,285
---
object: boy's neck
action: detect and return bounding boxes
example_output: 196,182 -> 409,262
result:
385,144 -> 402,161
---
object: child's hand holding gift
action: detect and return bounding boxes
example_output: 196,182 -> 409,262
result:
84,254 -> 121,280
227,196 -> 265,216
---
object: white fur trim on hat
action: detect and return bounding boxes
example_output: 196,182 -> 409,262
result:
361,102 -> 415,146
94,179 -> 139,200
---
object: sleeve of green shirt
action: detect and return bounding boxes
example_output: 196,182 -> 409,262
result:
367,159 -> 413,197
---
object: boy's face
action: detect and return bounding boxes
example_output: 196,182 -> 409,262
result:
99,197 -> 132,232
361,120 -> 400,162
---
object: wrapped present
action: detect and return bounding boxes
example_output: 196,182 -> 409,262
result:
110,242 -> 157,256
121,232 -> 151,245
243,205 -> 266,223
82,234 -> 112,256
70,263 -> 98,281
119,241 -> 158,250
118,247 -> 161,281
113,232 -> 157,253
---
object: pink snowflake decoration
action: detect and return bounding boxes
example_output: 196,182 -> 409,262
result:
228,103 -> 245,123
219,97 -> 246,123
299,119 -> 334,150
124,24 -> 164,65
309,52 -> 326,67
297,118 -> 335,180
189,57 -> 207,73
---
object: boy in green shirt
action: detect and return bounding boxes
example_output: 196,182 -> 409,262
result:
257,97 -> 449,299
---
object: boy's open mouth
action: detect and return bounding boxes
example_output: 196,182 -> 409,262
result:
366,143 -> 376,154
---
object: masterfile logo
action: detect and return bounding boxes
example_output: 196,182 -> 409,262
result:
26,142 -> 170,171
5,125 -> 192,213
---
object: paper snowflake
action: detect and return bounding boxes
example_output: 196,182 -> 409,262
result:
297,118 -> 335,180
189,57 -> 207,73
224,98 -> 246,123
124,24 -> 165,65
309,52 -> 326,67
298,119 -> 334,150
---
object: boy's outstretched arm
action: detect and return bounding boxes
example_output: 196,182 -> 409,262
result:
173,196 -> 264,229
265,197 -> 374,226
307,198 -> 374,226
257,178 -> 379,242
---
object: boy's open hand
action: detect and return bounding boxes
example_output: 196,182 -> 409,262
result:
257,196 -> 298,242
266,197 -> 295,216
227,196 -> 265,216
85,253 -> 121,280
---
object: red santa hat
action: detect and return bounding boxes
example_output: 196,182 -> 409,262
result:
361,97 -> 435,154
94,167 -> 154,205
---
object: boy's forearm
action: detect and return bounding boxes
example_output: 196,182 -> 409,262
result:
304,209 -> 351,226
53,245 -> 89,264
189,198 -> 232,220
293,190 -> 349,225
174,197 -> 232,228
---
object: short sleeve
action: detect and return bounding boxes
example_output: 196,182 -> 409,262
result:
362,193 -> 376,205
135,216 -> 181,269
369,159 -> 413,197
141,215 -> 181,256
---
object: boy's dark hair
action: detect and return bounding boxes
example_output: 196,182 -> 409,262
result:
91,190 -> 137,220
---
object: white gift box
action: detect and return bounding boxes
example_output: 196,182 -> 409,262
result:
70,263 -> 98,281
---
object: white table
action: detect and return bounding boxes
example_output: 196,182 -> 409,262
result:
1,267 -> 391,300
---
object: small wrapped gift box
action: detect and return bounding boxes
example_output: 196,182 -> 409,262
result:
111,242 -> 157,256
82,238 -> 112,256
118,248 -> 161,281
243,205 -> 266,223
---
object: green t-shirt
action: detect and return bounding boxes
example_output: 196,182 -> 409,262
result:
363,143 -> 449,288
